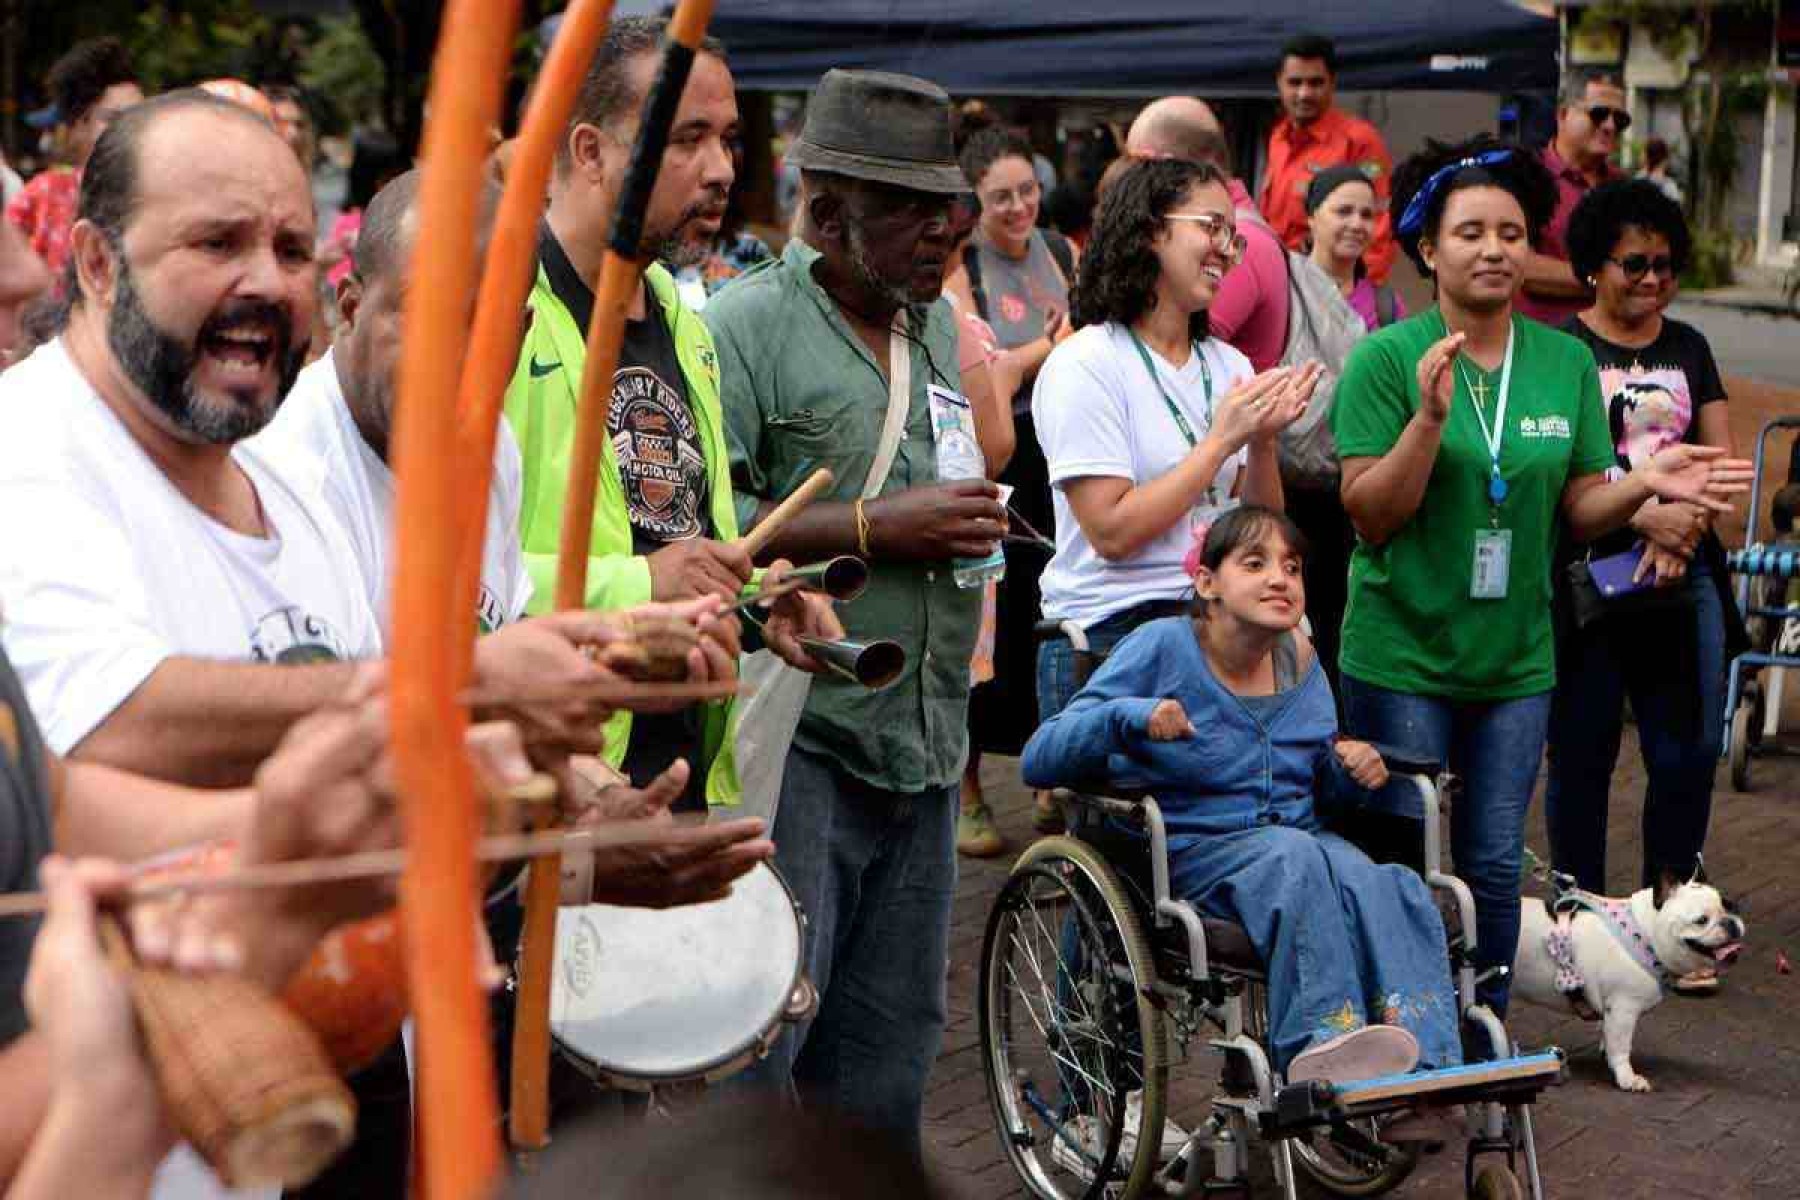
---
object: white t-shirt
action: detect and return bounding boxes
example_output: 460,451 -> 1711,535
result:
0,340 -> 382,755
1032,322 -> 1253,629
251,351 -> 532,635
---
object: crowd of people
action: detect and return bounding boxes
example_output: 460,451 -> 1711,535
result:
0,19 -> 1760,1199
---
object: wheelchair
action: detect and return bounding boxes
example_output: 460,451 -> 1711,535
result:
977,755 -> 1564,1200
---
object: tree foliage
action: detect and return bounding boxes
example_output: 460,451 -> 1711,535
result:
1577,0 -> 1776,283
298,16 -> 387,137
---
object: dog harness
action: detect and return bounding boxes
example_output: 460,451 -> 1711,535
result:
1545,888 -> 1670,1018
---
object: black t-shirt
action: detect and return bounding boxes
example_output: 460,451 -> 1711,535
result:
0,648 -> 52,1046
1562,314 -> 1728,557
540,228 -> 710,810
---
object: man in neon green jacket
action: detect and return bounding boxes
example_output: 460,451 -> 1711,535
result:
504,17 -> 836,813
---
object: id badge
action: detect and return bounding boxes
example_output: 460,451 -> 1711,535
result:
1471,528 -> 1512,600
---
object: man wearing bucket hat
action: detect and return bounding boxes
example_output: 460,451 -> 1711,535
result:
707,69 -> 1007,1154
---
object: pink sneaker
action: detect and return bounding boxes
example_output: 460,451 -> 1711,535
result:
1287,1025 -> 1420,1087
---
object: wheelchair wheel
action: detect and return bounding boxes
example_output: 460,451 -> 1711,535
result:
1729,682 -> 1760,792
1469,1163 -> 1526,1200
980,836 -> 1168,1200
1290,1110 -> 1421,1196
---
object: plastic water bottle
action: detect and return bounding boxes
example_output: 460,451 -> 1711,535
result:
928,385 -> 1006,589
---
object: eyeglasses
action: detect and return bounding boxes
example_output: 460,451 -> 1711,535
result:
1586,105 -> 1632,132
1164,213 -> 1248,264
979,179 -> 1040,212
1609,253 -> 1675,282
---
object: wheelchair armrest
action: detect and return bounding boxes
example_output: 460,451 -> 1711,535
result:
1368,742 -> 1444,781
1052,787 -> 1146,823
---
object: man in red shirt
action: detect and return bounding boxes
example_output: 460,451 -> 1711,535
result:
1519,70 -> 1628,327
6,39 -> 142,282
1260,33 -> 1396,283
1127,96 -> 1291,373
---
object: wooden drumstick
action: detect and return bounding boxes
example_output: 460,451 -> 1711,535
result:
736,467 -> 835,560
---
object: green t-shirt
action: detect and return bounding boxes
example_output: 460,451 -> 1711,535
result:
1331,311 -> 1614,700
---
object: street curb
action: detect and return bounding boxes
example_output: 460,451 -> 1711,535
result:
1679,292 -> 1799,320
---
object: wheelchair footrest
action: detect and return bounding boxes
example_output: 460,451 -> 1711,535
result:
1264,1050 -> 1565,1134
1334,1050 -> 1565,1110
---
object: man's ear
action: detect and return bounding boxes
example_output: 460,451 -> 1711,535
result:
68,220 -> 119,309
806,188 -> 846,242
568,123 -> 609,180
335,274 -> 362,333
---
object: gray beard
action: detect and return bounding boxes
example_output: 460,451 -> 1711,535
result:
845,220 -> 915,313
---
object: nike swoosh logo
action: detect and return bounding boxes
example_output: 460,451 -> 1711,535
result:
529,357 -> 559,379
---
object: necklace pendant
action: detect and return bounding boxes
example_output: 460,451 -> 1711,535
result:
1489,474 -> 1508,505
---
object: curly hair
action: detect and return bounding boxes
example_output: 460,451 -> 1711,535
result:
1072,158 -> 1227,340
1390,135 -> 1557,276
46,37 -> 136,126
1564,177 -> 1690,283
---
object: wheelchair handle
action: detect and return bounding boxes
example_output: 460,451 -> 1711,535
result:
1366,742 -> 1444,780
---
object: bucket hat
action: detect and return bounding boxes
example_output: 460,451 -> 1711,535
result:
787,69 -> 966,195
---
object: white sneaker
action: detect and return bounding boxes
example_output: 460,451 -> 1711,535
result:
1125,1088 -> 1190,1162
1047,1092 -> 1189,1179
1048,1114 -> 1103,1180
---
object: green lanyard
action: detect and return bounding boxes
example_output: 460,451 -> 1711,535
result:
1128,329 -> 1213,448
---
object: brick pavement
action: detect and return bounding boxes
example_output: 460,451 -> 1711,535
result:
925,741 -> 1800,1199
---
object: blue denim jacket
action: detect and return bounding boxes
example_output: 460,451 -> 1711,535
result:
1021,618 -> 1363,848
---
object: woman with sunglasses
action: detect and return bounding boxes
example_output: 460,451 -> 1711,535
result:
1546,180 -> 1745,983
1032,158 -> 1320,723
1329,137 -> 1750,1020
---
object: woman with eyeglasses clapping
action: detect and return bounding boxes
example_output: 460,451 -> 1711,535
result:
1545,180 -> 1747,962
1031,158 -> 1320,724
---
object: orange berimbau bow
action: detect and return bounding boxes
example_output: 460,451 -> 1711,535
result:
505,0 -> 721,1157
435,0 -> 628,1155
394,0 -> 723,1184
385,0 -> 519,1196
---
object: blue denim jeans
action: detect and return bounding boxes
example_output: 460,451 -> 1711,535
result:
735,745 -> 957,1160
1340,677 -> 1553,1016
1170,825 -> 1462,1075
1036,599 -> 1191,722
1545,565 -> 1727,893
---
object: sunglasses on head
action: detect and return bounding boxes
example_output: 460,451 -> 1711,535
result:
1586,105 -> 1632,132
1609,253 -> 1675,282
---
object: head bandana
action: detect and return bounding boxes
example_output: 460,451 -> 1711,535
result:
1394,148 -> 1515,239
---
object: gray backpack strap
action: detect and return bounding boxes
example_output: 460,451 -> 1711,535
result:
964,246 -> 988,323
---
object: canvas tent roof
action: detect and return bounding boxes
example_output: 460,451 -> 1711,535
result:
682,1 -> 1559,96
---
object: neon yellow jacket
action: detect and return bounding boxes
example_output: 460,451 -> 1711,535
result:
504,261 -> 743,804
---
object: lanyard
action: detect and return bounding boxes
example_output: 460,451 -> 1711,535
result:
1128,329 -> 1212,448
1451,319 -> 1515,511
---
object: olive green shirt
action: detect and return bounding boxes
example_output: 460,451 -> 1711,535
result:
705,238 -> 979,794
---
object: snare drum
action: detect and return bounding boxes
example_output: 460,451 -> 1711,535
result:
548,862 -> 814,1090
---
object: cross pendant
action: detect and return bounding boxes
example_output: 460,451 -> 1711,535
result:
1468,375 -> 1492,408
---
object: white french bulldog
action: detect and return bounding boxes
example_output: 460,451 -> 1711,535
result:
1513,878 -> 1746,1092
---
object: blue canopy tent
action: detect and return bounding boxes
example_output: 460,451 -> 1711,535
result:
694,1 -> 1560,96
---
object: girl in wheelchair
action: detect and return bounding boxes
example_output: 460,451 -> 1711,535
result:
1022,505 -> 1462,1091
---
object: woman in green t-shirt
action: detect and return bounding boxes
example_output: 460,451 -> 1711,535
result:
1327,137 -> 1749,1017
